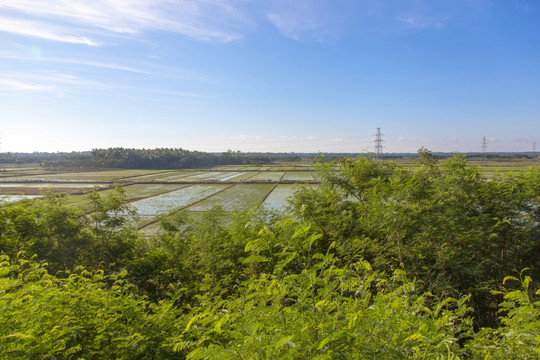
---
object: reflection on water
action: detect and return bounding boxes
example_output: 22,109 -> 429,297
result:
0,195 -> 43,204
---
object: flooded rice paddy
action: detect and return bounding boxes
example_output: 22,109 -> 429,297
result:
0,194 -> 43,204
129,184 -> 229,218
1,166 -> 321,222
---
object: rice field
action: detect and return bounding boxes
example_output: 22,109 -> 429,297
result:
2,159 -> 535,225
130,184 -> 230,219
1,169 -> 159,182
282,171 -> 315,181
126,171 -> 195,181
262,184 -> 296,210
0,183 -> 107,188
249,172 -> 285,181
0,194 -> 43,204
187,184 -> 274,211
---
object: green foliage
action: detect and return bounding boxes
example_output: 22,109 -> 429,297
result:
0,194 -> 90,272
291,154 -> 539,327
84,186 -> 140,272
0,254 -> 180,359
465,272 -> 540,359
1,153 -> 539,357
175,254 -> 473,359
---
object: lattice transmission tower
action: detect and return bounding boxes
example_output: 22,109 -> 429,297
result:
374,128 -> 384,160
481,136 -> 487,162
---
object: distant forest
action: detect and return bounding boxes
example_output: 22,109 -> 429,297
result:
0,148 -> 298,170
0,148 -> 535,170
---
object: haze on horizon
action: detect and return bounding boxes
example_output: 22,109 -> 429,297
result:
1,0 -> 539,154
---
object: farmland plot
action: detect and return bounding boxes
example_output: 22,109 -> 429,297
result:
187,184 -> 274,211
64,184 -> 198,211
282,171 -> 315,181
261,184 -> 296,210
218,172 -> 245,181
0,195 -> 43,204
249,172 -> 285,181
119,184 -> 189,199
130,184 -> 229,218
0,183 -> 107,189
185,172 -> 225,180
222,172 -> 259,181
1,170 -> 157,182
153,172 -> 208,181
122,170 -> 182,181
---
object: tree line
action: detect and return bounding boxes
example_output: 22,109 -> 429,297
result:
0,151 -> 538,358
41,148 -> 276,170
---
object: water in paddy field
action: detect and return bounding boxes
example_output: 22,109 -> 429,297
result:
187,184 -> 273,211
261,184 -> 297,210
219,172 -> 246,181
129,184 -> 228,217
0,195 -> 43,204
281,171 -> 315,181
0,183 -> 106,188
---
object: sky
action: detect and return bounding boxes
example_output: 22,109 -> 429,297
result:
0,0 -> 539,153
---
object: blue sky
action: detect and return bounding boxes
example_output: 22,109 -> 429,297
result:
1,0 -> 539,153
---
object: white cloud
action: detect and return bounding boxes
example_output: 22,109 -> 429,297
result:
0,52 -> 149,74
236,134 -> 263,141
0,0 -> 488,47
0,0 -> 249,44
264,0 -> 339,42
0,17 -> 100,46
396,136 -> 420,142
396,14 -> 445,30
330,137 -> 344,143
267,13 -> 322,41
279,135 -> 298,140
0,79 -> 54,91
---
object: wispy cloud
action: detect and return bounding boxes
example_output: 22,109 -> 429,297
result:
264,0 -> 340,41
236,135 -> 263,141
0,79 -> 54,91
396,136 -> 420,142
0,17 -> 100,46
267,13 -> 324,41
279,135 -> 298,140
263,0 -> 480,42
0,0 -> 488,46
396,14 -> 445,30
0,0 -> 250,44
0,52 -> 149,74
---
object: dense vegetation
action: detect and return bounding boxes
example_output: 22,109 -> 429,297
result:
0,152 -> 79,165
1,152 -> 538,359
41,148 -> 275,170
